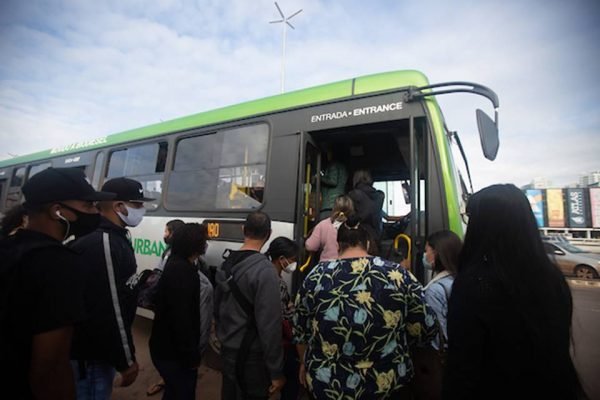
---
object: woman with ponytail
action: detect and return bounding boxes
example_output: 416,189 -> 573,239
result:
305,195 -> 354,261
294,214 -> 437,399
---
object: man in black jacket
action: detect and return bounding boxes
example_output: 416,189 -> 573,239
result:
70,177 -> 154,399
348,170 -> 385,254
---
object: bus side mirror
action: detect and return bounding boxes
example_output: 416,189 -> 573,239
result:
476,109 -> 499,161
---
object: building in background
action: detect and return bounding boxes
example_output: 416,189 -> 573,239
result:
521,177 -> 553,190
580,171 -> 600,188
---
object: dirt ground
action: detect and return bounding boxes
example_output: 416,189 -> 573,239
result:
112,316 -> 222,400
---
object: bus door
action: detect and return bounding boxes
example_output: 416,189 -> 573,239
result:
295,132 -> 321,278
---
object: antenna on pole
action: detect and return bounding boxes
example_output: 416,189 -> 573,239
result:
269,2 -> 302,93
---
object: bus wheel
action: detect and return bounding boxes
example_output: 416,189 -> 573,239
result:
574,265 -> 598,280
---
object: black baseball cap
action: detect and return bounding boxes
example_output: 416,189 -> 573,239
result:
22,167 -> 116,208
101,177 -> 155,202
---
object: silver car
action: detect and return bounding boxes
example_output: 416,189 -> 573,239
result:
543,241 -> 600,279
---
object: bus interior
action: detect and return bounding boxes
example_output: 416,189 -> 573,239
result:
302,117 -> 430,272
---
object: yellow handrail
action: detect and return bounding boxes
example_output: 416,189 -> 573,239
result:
300,254 -> 313,273
393,233 -> 412,269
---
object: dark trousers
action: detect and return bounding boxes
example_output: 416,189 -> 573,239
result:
281,346 -> 300,400
221,348 -> 271,400
152,358 -> 197,400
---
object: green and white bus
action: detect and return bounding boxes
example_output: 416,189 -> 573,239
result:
0,69 -> 499,288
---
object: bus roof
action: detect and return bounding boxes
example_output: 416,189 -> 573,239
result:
0,69 -> 430,169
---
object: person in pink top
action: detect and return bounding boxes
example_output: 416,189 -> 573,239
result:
305,195 -> 354,261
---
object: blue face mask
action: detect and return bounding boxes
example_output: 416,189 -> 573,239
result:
422,253 -> 434,269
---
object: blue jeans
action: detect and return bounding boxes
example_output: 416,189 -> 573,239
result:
152,358 -> 197,400
70,361 -> 115,400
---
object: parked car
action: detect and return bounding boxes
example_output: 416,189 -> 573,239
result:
543,241 -> 600,279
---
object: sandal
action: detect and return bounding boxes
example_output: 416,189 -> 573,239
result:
146,381 -> 165,396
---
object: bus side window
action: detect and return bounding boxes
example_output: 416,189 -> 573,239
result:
216,125 -> 268,209
11,167 -> 26,188
166,124 -> 269,211
106,142 -> 168,211
5,167 -> 26,209
91,152 -> 105,189
28,162 -> 51,179
166,133 -> 218,211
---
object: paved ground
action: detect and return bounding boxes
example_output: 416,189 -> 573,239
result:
113,278 -> 600,400
112,317 -> 222,400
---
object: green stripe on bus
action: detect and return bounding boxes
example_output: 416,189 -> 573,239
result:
0,70 -> 433,168
424,99 -> 464,237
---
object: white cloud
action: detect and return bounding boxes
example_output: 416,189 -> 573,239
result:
0,0 -> 598,190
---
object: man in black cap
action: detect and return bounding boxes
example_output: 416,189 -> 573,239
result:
0,167 -> 115,400
69,177 -> 154,400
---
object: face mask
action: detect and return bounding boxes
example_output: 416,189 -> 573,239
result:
282,258 -> 297,274
117,204 -> 146,227
57,204 -> 101,239
422,253 -> 434,270
164,235 -> 172,245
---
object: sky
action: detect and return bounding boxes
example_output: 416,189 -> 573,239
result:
0,0 -> 599,190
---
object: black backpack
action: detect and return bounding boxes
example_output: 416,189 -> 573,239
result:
134,268 -> 163,310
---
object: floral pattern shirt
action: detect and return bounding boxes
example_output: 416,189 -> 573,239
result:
293,256 -> 438,399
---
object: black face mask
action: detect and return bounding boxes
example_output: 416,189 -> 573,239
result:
58,203 -> 101,239
164,235 -> 172,245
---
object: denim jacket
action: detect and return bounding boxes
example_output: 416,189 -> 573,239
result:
424,271 -> 454,350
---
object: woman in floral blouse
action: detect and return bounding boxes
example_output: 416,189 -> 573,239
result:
293,215 -> 438,399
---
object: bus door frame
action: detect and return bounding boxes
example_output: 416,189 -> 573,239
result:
409,115 -> 428,282
294,131 -> 321,289
296,131 -> 322,238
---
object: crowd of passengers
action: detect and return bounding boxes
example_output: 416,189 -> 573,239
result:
0,167 -> 587,400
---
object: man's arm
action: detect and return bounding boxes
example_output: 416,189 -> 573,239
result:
305,221 -> 323,252
30,327 -> 75,400
253,265 -> 284,380
199,273 -> 214,355
103,235 -> 138,382
296,343 -> 308,386
321,164 -> 339,188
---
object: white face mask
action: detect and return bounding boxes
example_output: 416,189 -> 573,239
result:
117,205 -> 146,227
283,259 -> 297,274
422,253 -> 434,269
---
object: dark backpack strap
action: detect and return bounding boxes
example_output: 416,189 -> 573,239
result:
222,254 -> 265,396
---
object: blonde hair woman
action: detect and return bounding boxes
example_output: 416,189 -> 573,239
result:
305,195 -> 354,261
